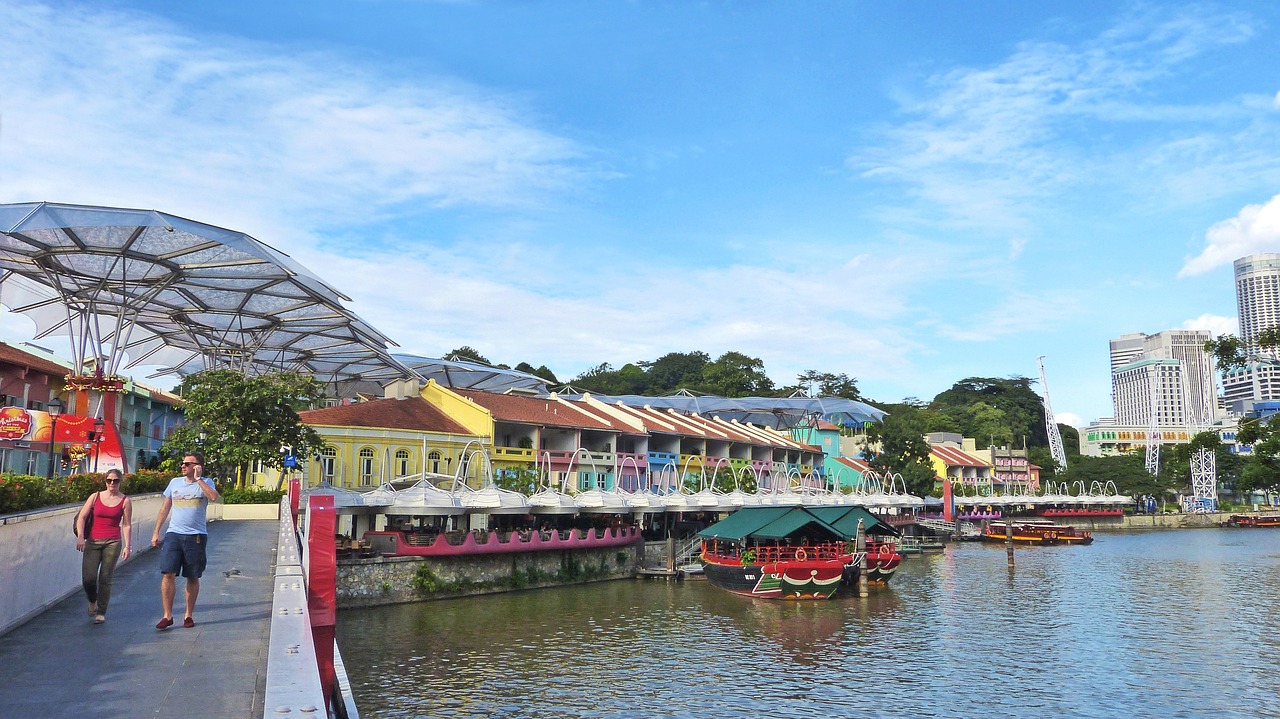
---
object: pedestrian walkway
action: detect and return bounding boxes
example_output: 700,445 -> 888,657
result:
0,519 -> 278,719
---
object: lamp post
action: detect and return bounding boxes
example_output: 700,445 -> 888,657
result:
92,416 -> 105,473
45,398 -> 63,480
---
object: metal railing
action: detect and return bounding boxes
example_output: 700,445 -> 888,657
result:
263,497 -> 360,719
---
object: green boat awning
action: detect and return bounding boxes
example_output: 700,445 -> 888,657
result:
808,506 -> 901,537
698,505 -> 858,542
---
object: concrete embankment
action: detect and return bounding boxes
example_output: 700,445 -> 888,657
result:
337,544 -> 642,608
1062,512 -> 1237,532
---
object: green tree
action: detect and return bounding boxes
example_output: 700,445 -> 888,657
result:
702,351 -> 774,397
514,362 -> 559,384
1204,328 -> 1280,371
863,406 -> 937,496
1057,453 -> 1172,499
161,370 -> 325,488
782,370 -> 863,400
640,351 -> 710,393
447,346 -> 491,364
930,376 -> 1047,448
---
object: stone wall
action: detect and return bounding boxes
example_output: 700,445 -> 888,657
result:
336,544 -> 641,608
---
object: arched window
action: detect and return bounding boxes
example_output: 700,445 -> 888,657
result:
395,449 -> 411,478
428,450 -> 442,474
359,448 -> 375,485
321,447 -> 337,482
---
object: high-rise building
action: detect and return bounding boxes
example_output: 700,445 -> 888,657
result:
1223,253 -> 1280,412
1235,253 -> 1280,356
1110,329 -> 1216,427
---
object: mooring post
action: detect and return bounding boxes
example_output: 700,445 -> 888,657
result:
856,518 -> 868,597
1005,518 -> 1014,569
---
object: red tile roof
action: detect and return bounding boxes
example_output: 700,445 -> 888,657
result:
0,342 -> 71,377
454,389 -> 613,430
835,456 -> 874,473
299,397 -> 473,435
930,445 -> 988,468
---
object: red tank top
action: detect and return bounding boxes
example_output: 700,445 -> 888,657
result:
87,493 -> 125,541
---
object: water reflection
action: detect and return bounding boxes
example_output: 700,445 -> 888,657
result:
338,529 -> 1280,719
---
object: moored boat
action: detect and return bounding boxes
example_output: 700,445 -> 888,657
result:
980,519 -> 1093,546
698,505 -> 900,599
1226,514 -> 1280,528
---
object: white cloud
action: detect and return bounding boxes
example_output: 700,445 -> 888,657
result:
1179,194 -> 1280,277
1181,313 -> 1237,338
0,1 -> 596,242
851,6 -> 1267,231
1054,411 -> 1084,429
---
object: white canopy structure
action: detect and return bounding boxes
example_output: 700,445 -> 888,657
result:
0,202 -> 415,383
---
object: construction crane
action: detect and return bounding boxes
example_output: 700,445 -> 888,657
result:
1038,356 -> 1067,471
1145,366 -> 1160,476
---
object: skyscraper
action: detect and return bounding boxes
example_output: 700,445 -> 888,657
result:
1222,253 -> 1280,411
1110,330 -> 1216,428
1235,253 -> 1280,354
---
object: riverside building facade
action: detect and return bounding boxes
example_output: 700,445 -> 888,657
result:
1081,329 -> 1220,457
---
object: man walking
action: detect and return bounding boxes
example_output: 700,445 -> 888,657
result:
151,451 -> 220,630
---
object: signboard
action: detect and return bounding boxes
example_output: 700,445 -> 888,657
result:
0,408 -> 126,473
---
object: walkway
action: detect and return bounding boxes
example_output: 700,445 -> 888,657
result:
0,519 -> 278,719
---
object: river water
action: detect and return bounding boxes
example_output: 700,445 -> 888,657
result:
336,529 -> 1280,718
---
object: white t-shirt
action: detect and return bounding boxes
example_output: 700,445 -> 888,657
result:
163,477 -> 214,535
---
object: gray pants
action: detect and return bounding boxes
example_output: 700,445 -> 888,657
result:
82,539 -> 122,615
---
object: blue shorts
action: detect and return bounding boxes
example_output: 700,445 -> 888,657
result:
159,532 -> 208,578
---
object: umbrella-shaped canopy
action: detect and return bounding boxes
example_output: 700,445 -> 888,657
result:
394,354 -> 550,393
388,477 -> 465,516
453,483 -> 532,514
300,481 -> 377,514
528,486 -> 579,514
0,202 -> 415,382
574,488 -> 632,513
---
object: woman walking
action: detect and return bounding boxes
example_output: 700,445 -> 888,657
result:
75,469 -> 132,624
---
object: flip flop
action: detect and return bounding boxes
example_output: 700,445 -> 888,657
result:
93,615 -> 105,624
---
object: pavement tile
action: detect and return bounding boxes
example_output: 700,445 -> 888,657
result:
0,519 -> 278,719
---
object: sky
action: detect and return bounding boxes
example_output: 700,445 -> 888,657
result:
1,0 -> 1279,429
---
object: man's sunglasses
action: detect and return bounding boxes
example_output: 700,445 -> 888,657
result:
181,461 -> 200,466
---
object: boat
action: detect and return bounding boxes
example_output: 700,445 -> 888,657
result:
980,519 -> 1093,546
698,505 -> 900,600
1226,514 -> 1280,528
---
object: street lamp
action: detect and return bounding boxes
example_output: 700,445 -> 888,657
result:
45,398 -> 63,480
91,416 -> 105,473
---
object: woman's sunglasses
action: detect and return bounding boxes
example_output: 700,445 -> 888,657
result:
105,477 -> 121,484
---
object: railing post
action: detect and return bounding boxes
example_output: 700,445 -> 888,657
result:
289,478 -> 301,524
306,495 -> 337,712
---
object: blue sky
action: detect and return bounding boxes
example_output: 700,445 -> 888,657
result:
1,1 -> 1279,428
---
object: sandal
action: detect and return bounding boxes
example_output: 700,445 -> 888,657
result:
93,615 -> 105,624
87,603 -> 97,617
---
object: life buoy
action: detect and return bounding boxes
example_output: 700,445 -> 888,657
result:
1048,531 -> 1058,540
878,544 -> 891,558
795,548 -> 807,561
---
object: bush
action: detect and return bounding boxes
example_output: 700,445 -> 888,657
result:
220,486 -> 286,505
0,468 -> 175,516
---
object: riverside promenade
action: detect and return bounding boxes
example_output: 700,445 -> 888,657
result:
0,519 -> 278,719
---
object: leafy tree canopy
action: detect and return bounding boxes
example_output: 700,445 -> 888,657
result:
447,346 -> 491,364
161,369 -> 324,488
863,404 -> 937,496
930,376 -> 1047,448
